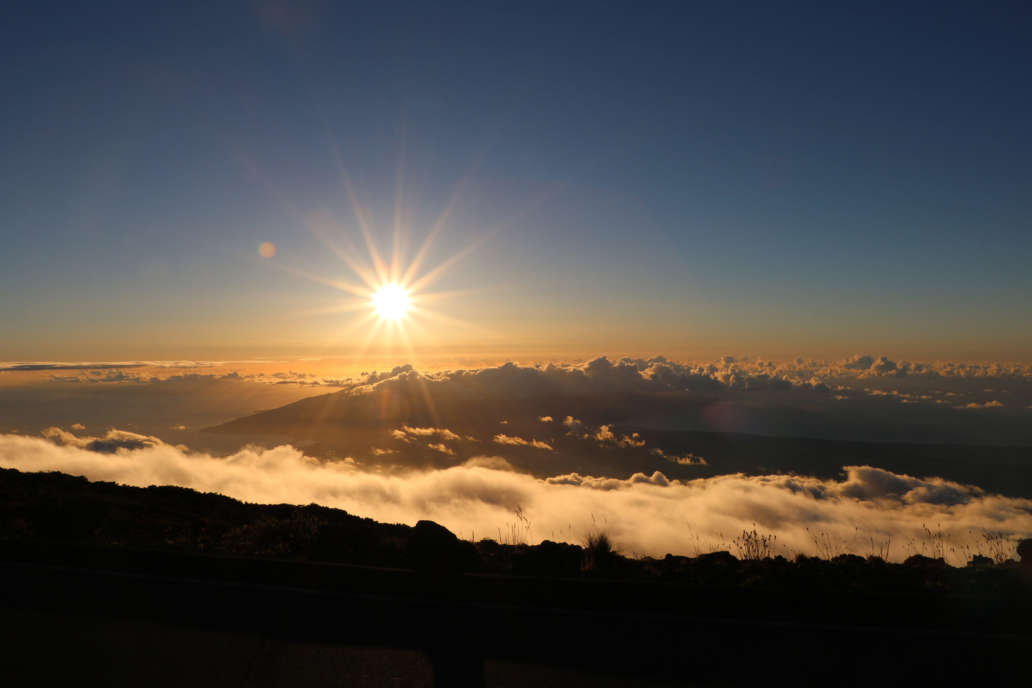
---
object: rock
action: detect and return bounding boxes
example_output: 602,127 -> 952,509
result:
1018,538 -> 1032,566
473,538 -> 507,571
659,553 -> 691,578
512,540 -> 582,577
696,550 -> 739,567
903,554 -> 947,569
967,554 -> 993,567
831,554 -> 866,567
406,520 -> 480,575
690,551 -> 740,583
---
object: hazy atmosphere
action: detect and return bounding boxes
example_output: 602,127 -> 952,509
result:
3,354 -> 1031,562
3,0 -> 1031,594
5,5 -> 1032,685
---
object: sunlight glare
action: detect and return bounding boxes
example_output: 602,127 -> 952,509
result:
371,283 -> 411,321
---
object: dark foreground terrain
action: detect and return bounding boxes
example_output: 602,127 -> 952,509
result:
2,468 -> 1031,686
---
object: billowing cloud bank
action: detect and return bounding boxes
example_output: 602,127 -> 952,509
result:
9,355 -> 1032,453
3,429 -> 1030,565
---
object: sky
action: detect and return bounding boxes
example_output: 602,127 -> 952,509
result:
3,1 -> 1031,361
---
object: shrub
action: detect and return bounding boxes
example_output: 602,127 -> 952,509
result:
732,527 -> 777,560
582,531 -> 615,572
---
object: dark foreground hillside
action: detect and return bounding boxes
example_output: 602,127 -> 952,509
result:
3,467 -> 1030,593
2,467 -> 1031,687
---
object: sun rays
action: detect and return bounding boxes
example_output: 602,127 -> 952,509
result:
263,188 -> 492,373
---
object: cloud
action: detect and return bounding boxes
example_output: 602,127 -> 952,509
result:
1,363 -> 146,372
492,434 -> 553,451
562,416 -> 583,435
539,416 -> 553,423
391,426 -> 462,442
2,429 -> 1030,564
652,448 -> 707,465
956,400 -> 1005,410
327,355 -> 1032,427
48,375 -> 81,383
70,423 -> 86,431
41,427 -> 165,454
200,355 -> 1032,472
11,354 -> 1032,483
546,470 -> 671,490
593,424 -> 646,448
427,442 -> 455,455
462,456 -> 515,471
842,355 -> 875,371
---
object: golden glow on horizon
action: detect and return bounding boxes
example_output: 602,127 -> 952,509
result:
371,283 -> 411,321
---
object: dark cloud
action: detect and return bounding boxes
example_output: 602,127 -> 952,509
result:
842,355 -> 875,371
834,465 -> 981,506
41,427 -> 165,453
0,363 -> 146,372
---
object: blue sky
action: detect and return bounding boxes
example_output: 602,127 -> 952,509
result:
2,1 -> 1030,360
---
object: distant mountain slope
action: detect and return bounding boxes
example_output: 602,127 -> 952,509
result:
206,378 -> 1032,498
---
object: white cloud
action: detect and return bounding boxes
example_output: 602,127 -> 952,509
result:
2,429 -> 1030,564
427,442 -> 455,455
593,424 -> 645,448
392,426 -> 462,442
956,400 -> 1005,410
492,434 -> 554,451
652,448 -> 707,465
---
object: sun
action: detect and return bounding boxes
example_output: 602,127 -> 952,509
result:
273,184 -> 491,355
371,283 -> 411,321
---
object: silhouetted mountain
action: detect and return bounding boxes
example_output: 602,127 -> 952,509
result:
206,384 -> 1032,497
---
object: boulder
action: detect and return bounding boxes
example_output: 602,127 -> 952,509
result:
1017,538 -> 1032,566
831,554 -> 866,567
690,551 -> 740,583
512,540 -> 582,577
967,554 -> 993,567
406,520 -> 480,575
903,554 -> 947,571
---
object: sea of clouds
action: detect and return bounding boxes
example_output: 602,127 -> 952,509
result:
3,427 -> 1030,565
10,353 -> 1030,446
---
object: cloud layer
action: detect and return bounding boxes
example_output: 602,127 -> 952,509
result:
3,429 -> 1030,565
211,355 -> 1032,449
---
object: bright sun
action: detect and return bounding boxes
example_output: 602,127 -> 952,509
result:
371,283 -> 411,321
